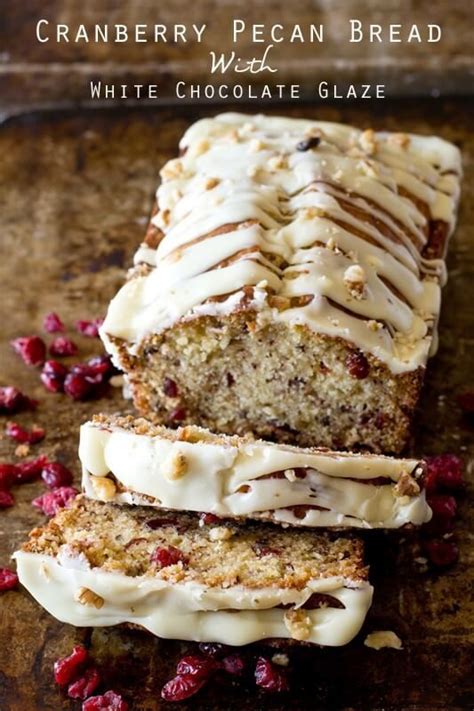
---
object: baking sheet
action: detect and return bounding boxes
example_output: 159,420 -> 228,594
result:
0,100 -> 472,710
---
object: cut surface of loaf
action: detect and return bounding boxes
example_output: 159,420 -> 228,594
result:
14,496 -> 372,646
100,113 -> 462,452
80,414 -> 432,529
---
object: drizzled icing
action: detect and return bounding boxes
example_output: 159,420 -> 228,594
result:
79,421 -> 431,529
14,551 -> 373,647
101,113 -> 461,374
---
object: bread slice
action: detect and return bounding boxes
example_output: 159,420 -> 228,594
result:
100,113 -> 461,453
14,496 -> 373,647
79,414 -> 431,529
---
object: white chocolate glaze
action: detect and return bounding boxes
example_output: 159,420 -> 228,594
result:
101,113 -> 461,374
79,421 -> 431,528
14,551 -> 373,646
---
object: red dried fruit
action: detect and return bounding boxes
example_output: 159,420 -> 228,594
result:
145,517 -> 183,531
199,512 -> 220,526
423,539 -> 459,567
425,454 -> 464,493
32,486 -> 78,516
0,386 -> 38,414
0,490 -> 15,508
161,674 -> 207,702
75,318 -> 104,338
82,690 -> 128,711
54,645 -> 88,685
49,337 -> 78,357
40,359 -> 69,393
168,406 -> 186,423
426,494 -> 457,534
68,667 -> 101,700
150,545 -> 189,568
176,654 -> 217,679
43,312 -> 65,333
163,377 -> 178,398
255,657 -> 289,692
0,464 -> 19,488
346,352 -> 370,379
0,567 -> 18,591
15,454 -> 49,484
64,372 -> 93,401
198,642 -> 231,658
11,336 -> 46,367
457,391 -> 474,415
5,422 -> 45,444
222,654 -> 245,676
41,462 -> 73,489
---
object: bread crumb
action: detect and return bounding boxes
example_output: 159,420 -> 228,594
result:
15,443 -> 30,457
272,653 -> 289,667
74,586 -> 105,609
364,630 -> 402,650
209,526 -> 234,541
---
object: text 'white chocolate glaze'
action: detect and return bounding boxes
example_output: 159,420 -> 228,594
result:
101,113 -> 461,374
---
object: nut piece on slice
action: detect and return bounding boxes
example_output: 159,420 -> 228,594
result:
163,452 -> 188,481
283,609 -> 312,641
364,630 -> 403,650
74,586 -> 104,609
90,475 -> 117,501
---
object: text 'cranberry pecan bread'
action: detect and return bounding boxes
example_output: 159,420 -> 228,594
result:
100,113 -> 462,453
14,496 -> 373,646
79,415 -> 431,529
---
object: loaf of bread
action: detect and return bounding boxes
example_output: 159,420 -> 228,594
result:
80,414 -> 431,529
100,113 -> 461,452
14,496 -> 373,646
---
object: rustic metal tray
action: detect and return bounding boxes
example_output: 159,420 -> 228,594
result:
0,100 -> 472,710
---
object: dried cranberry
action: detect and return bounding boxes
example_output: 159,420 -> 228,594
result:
426,494 -> 457,534
82,690 -> 128,711
161,674 -> 207,702
0,490 -> 15,508
15,454 -> 49,484
146,517 -> 181,530
163,377 -> 178,398
5,422 -> 45,444
0,567 -> 18,591
423,539 -> 459,567
0,386 -> 38,414
10,336 -> 46,367
168,407 -> 186,423
346,352 -> 370,379
41,359 -> 69,393
199,512 -> 220,526
41,462 -> 73,489
198,642 -> 231,659
425,454 -> 464,493
150,545 -> 189,568
75,318 -> 104,338
222,654 -> 245,675
49,337 -> 78,357
84,355 -> 115,380
296,136 -> 321,151
81,694 -> 123,711
54,645 -> 88,685
0,464 -> 18,488
43,312 -> 65,333
255,657 -> 289,692
64,372 -> 93,401
68,666 -> 101,700
32,486 -> 78,516
176,654 -> 217,679
457,390 -> 474,415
